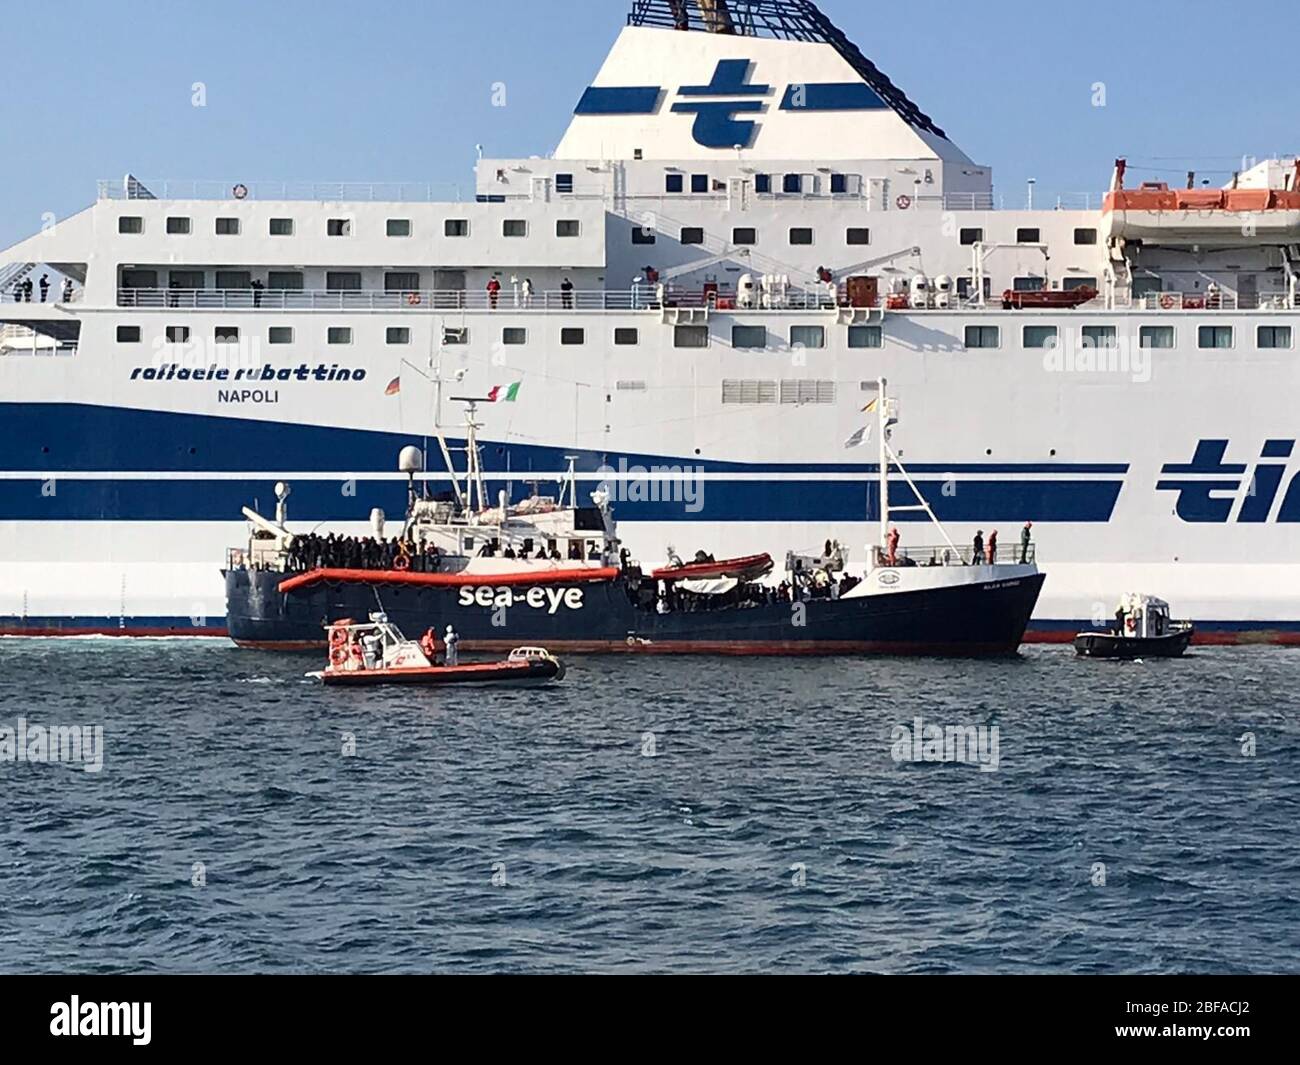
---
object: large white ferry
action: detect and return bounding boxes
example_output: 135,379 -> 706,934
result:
2,0 -> 1298,642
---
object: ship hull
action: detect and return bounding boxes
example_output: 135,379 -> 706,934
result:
224,567 -> 1046,656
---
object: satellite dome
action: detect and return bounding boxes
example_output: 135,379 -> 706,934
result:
398,446 -> 424,474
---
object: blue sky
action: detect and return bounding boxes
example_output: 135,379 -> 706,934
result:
1,0 -> 1296,247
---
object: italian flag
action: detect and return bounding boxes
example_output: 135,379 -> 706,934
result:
488,382 -> 521,403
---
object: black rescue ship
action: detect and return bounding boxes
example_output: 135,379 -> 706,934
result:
225,384 -> 1046,656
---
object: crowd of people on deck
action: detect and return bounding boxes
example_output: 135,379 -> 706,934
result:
286,533 -> 444,573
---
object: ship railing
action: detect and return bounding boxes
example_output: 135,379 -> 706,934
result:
115,286 -> 836,313
878,543 -> 1037,568
98,179 -> 470,203
97,178 -> 609,203
902,192 -> 1101,212
1119,291 -> 1294,312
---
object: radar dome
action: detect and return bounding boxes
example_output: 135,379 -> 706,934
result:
398,446 -> 424,474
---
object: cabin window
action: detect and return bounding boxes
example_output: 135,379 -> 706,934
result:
1023,325 -> 1058,349
116,325 -> 141,343
1082,325 -> 1118,348
1063,277 -> 1098,292
782,174 -> 802,193
326,218 -> 352,237
269,326 -> 294,344
561,327 -> 585,345
848,325 -> 883,349
960,227 -> 983,245
733,227 -> 757,246
731,325 -> 767,349
964,325 -> 1000,349
503,219 -> 528,237
215,217 -> 240,235
846,227 -> 871,246
326,272 -> 361,292
665,173 -> 684,193
631,226 -> 656,245
789,227 -> 814,246
674,324 -> 709,348
215,326 -> 239,343
328,327 -> 352,345
830,173 -> 848,194
215,270 -> 251,290
1199,325 -> 1234,349
1017,227 -> 1041,243
1258,325 -> 1292,349
754,174 -> 771,194
118,216 -> 143,234
691,174 -> 709,194
166,216 -> 191,235
267,271 -> 303,290
790,325 -> 825,349
1140,325 -> 1175,349
556,220 -> 581,237
681,226 -> 704,245
1074,227 -> 1098,245
386,327 -> 410,345
957,277 -> 993,300
386,218 -> 411,237
384,272 -> 421,292
614,327 -> 639,346
269,217 -> 294,236
1013,276 -> 1046,292
165,326 -> 191,344
442,327 -> 468,345
502,327 -> 527,345
444,219 -> 470,237
555,173 -> 574,194
169,270 -> 205,289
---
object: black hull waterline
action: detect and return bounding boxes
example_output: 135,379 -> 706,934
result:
226,569 -> 1047,656
1073,629 -> 1194,658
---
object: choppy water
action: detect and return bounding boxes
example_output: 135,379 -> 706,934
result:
1,638 -> 1297,974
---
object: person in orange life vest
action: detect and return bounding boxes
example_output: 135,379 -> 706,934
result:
986,529 -> 998,564
486,277 -> 501,309
419,628 -> 439,661
886,527 -> 901,566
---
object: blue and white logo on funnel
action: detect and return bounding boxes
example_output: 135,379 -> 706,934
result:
573,58 -> 890,149
669,59 -> 768,149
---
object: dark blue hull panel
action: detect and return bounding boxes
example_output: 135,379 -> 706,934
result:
224,569 -> 1046,656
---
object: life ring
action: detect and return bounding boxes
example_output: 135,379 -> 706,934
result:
896,194 -> 913,210
330,646 -> 347,666
406,292 -> 421,306
1159,294 -> 1176,310
232,183 -> 249,200
329,627 -> 347,648
1125,616 -> 1137,634
393,553 -> 410,572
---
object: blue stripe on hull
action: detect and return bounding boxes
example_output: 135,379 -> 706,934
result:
0,403 -> 1128,476
0,477 -> 1122,523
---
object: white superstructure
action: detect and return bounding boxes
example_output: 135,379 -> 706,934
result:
2,0 -> 1298,639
